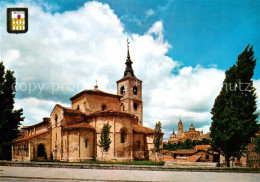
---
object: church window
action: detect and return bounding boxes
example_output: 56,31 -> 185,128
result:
120,128 -> 127,143
121,103 -> 125,111
120,86 -> 125,95
133,86 -> 138,95
77,105 -> 80,110
55,114 -> 58,127
137,140 -> 141,149
134,103 -> 138,110
85,138 -> 88,148
101,104 -> 107,111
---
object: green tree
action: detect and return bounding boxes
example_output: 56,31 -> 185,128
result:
153,121 -> 162,162
0,61 -> 24,160
210,45 -> 259,167
97,122 -> 112,161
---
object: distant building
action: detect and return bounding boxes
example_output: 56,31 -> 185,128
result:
219,131 -> 260,167
168,119 -> 210,143
163,145 -> 219,163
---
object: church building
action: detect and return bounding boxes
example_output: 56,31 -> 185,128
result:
168,119 -> 209,143
12,41 -> 163,162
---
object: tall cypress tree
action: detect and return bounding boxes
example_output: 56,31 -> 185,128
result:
210,45 -> 259,167
0,61 -> 24,160
153,121 -> 162,162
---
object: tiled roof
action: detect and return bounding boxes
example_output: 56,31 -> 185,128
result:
13,131 -> 50,143
172,149 -> 196,154
63,122 -> 95,130
163,155 -> 175,162
55,104 -> 85,116
22,118 -> 49,130
132,124 -> 155,134
187,155 -> 201,162
194,145 -> 211,151
70,89 -> 121,101
87,109 -> 137,119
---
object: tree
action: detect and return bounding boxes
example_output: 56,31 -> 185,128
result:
153,121 -> 162,162
0,61 -> 24,160
210,45 -> 259,167
97,122 -> 112,161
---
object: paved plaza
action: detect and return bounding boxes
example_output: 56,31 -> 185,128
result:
0,166 -> 260,182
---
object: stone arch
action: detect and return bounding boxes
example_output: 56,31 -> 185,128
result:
37,143 -> 45,157
121,103 -> 125,111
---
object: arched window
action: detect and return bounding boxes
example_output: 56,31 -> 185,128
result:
120,128 -> 127,143
37,144 -> 45,157
120,86 -> 125,95
121,103 -> 125,111
134,103 -> 138,110
101,104 -> 107,111
133,86 -> 138,95
137,140 -> 141,149
85,138 -> 88,148
77,105 -> 80,110
55,114 -> 58,127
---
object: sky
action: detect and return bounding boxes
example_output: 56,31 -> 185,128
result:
0,0 -> 259,139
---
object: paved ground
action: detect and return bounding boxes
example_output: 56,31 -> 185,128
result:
0,166 -> 260,182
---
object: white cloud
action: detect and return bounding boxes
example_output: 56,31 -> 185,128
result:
15,98 -> 69,126
0,1 -> 259,140
145,9 -> 155,18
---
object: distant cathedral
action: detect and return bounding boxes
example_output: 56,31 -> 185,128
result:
168,119 -> 210,143
12,39 -> 163,162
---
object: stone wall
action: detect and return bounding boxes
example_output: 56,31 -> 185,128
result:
72,94 -> 121,115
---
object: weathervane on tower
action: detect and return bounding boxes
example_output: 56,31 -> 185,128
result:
127,38 -> 130,48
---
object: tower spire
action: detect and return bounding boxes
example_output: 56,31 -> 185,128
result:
127,38 -> 130,58
123,38 -> 135,78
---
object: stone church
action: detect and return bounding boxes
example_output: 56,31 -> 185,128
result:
12,41 -> 163,162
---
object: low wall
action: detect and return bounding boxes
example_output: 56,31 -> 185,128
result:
0,161 -> 259,173
165,161 -> 217,167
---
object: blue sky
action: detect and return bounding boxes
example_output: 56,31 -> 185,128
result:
22,0 -> 260,78
0,0 -> 259,139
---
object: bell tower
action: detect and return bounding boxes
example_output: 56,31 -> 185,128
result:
178,119 -> 183,138
117,38 -> 143,125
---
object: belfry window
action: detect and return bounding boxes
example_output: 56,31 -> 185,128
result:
101,104 -> 107,111
120,86 -> 125,95
77,105 -> 80,110
134,103 -> 138,110
120,129 -> 126,143
133,86 -> 138,95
